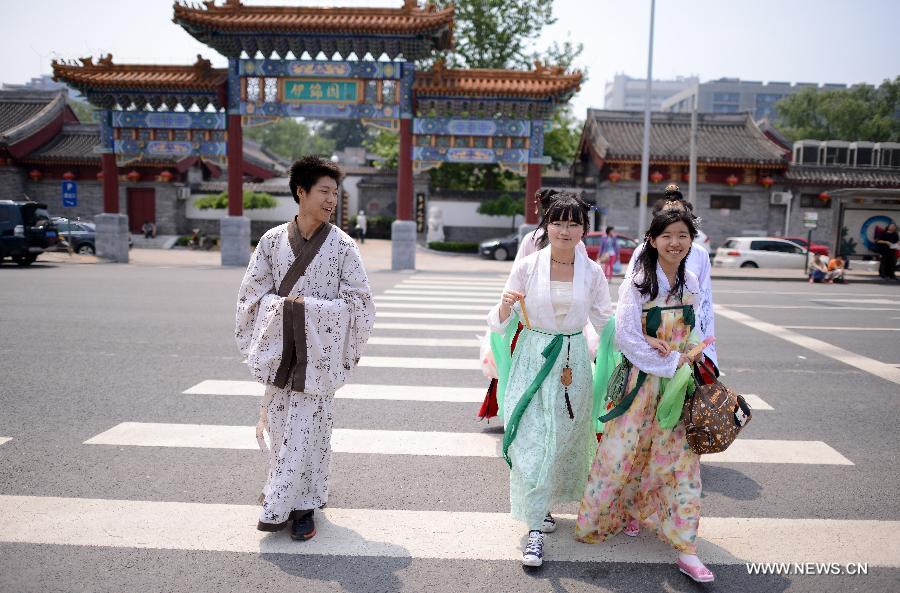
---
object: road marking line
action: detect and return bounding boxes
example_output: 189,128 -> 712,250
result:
408,275 -> 507,282
84,424 -> 849,464
0,438 -> 11,447
718,304 -> 900,312
184,381 -> 485,403
717,290 -> 898,297
812,298 -> 900,305
360,356 -> 481,369
375,322 -> 486,332
376,312 -> 487,320
368,337 -> 479,348
376,303 -> 491,312
385,289 -> 500,297
718,306 -> 900,385
740,394 -> 772,410
397,283 -> 505,291
4,496 -> 896,565
783,326 -> 900,331
378,295 -> 497,304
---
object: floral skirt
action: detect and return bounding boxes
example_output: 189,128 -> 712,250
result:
574,367 -> 701,553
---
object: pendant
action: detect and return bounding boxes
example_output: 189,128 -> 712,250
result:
560,366 -> 573,386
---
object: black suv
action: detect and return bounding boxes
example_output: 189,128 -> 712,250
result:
0,200 -> 59,266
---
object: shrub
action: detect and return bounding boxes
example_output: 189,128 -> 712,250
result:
348,214 -> 395,239
194,191 -> 277,210
428,241 -> 479,253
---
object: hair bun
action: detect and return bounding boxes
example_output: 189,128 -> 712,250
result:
664,184 -> 684,201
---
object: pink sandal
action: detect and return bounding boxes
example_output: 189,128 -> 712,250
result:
677,559 -> 715,583
623,518 -> 640,537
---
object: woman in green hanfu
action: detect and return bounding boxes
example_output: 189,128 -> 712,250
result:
487,193 -> 613,567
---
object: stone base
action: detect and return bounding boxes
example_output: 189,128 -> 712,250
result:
94,213 -> 130,263
391,220 -> 417,271
220,216 -> 251,267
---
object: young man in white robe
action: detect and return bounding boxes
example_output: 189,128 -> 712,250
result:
235,156 -> 375,541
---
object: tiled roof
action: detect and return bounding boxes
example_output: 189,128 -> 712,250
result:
52,55 -> 227,92
786,165 -> 900,187
583,110 -> 789,166
0,89 -> 67,146
414,62 -> 583,100
173,0 -> 454,59
19,123 -> 100,164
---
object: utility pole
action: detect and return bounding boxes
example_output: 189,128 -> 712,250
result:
688,87 -> 698,204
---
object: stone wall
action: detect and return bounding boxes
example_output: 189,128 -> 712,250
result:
0,166 -> 26,198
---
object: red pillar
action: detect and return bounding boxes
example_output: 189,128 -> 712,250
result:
101,152 -> 119,214
396,118 -> 413,221
227,113 -> 243,217
525,163 -> 542,224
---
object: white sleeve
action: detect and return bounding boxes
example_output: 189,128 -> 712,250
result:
234,239 -> 283,357
614,279 -> 680,378
694,250 -> 718,366
515,230 -> 539,262
624,240 -> 644,279
589,269 -> 613,332
488,258 -> 528,333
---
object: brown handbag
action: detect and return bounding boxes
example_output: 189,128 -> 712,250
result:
682,370 -> 753,455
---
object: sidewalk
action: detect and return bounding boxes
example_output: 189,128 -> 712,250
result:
32,240 -> 896,284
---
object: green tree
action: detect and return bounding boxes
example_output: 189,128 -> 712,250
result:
477,193 -> 525,231
244,118 -> 335,161
543,107 -> 582,168
364,129 -> 399,169
775,77 -> 900,142
321,119 -> 369,151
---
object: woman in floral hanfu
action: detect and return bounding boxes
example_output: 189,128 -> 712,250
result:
575,204 -> 715,583
488,193 -> 612,567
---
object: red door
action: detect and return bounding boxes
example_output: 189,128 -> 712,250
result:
127,188 -> 156,233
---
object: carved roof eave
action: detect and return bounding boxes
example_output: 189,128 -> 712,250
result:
173,0 -> 454,59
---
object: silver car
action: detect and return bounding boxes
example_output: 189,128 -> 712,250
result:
714,237 -> 808,269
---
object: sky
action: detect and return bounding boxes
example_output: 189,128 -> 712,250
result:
1,0 -> 898,119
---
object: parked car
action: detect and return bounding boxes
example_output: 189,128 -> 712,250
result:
52,217 -> 97,254
784,236 -> 830,256
583,232 -> 638,265
479,233 -> 519,261
0,200 -> 59,266
714,237 -> 808,269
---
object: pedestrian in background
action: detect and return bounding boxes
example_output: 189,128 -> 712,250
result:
575,201 -> 713,583
354,210 -> 367,244
488,192 -> 612,567
596,226 -> 619,280
875,222 -> 898,281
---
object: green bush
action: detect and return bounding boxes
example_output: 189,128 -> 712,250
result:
428,241 -> 479,253
194,191 -> 277,210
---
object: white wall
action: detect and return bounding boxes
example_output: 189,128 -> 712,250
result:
431,200 -> 518,228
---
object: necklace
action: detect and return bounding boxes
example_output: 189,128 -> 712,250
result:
551,257 -> 574,265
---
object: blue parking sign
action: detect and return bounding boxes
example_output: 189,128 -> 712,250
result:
62,181 -> 78,207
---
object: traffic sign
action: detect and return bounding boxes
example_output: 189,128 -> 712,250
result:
61,181 -> 78,208
802,211 -> 818,229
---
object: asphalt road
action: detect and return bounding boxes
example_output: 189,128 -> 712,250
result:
0,254 -> 898,593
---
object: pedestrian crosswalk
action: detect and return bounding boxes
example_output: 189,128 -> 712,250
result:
1,271 -> 888,576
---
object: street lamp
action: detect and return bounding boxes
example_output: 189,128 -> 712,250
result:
637,0 -> 656,238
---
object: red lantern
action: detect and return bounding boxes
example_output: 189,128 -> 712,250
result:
96,171 -> 104,181
159,170 -> 173,183
650,170 -> 664,184
29,169 -> 42,181
818,191 -> 831,202
760,176 -> 775,189
63,171 -> 75,180
726,173 -> 739,187
682,171 -> 690,182
127,170 -> 141,182
608,170 -> 622,183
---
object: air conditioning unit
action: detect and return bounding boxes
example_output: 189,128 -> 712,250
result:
770,191 -> 792,205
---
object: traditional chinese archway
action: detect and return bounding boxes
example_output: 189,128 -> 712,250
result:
52,0 -> 580,269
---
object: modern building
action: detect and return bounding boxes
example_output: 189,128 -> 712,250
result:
604,74 -> 698,111
662,78 -> 850,120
